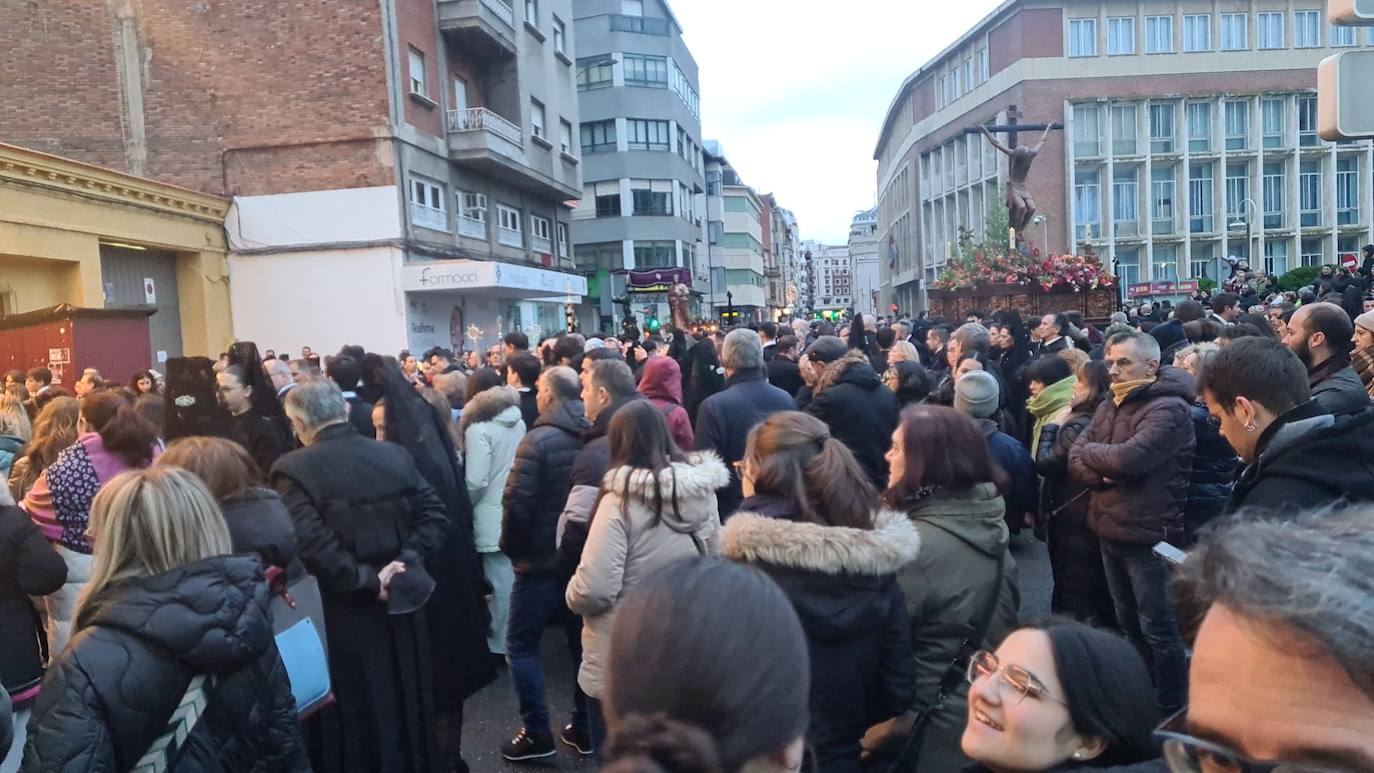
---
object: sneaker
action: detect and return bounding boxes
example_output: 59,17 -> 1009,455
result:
501,727 -> 557,762
559,722 -> 593,756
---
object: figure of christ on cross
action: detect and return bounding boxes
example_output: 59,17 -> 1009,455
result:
980,122 -> 1055,238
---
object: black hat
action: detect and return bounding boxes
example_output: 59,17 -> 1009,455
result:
386,551 -> 435,616
803,335 -> 848,365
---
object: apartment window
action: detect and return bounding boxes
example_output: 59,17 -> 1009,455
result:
1220,13 -> 1247,51
631,180 -> 673,216
1069,18 -> 1097,57
1116,249 -> 1140,288
529,99 -> 545,140
496,204 -> 523,247
408,177 -> 445,230
1298,238 -> 1328,268
951,67 -> 962,99
1146,15 -> 1174,53
705,170 -> 721,197
707,220 -> 724,245
1224,100 -> 1249,150
1113,168 -> 1139,235
1154,246 -> 1180,280
977,48 -> 990,82
1338,157 -> 1360,225
1107,17 -> 1136,55
580,120 -> 616,154
1189,163 -> 1214,234
623,54 -> 669,87
1266,240 -> 1291,274
1186,102 -> 1212,152
577,57 -> 613,90
524,0 -> 537,26
552,16 -> 566,54
407,48 -> 428,97
963,59 -> 974,93
633,240 -> 676,268
558,119 -> 573,154
1262,98 -> 1286,149
452,76 -> 469,110
1152,167 -> 1176,234
626,119 -> 670,151
936,76 -> 948,109
530,214 -> 552,253
1300,160 -> 1321,227
1074,169 -> 1101,238
621,0 -> 643,15
1263,162 -> 1285,229
1298,96 -> 1318,146
1073,104 -> 1101,157
1149,103 -> 1176,153
1257,12 -> 1284,49
1293,10 -> 1320,48
1331,24 -> 1358,47
591,181 -> 622,217
556,222 -> 569,258
1184,14 -> 1211,51
1112,104 -> 1138,155
1225,163 -> 1250,220
457,191 -> 487,238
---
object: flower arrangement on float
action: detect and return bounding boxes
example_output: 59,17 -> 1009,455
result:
934,247 -> 1118,293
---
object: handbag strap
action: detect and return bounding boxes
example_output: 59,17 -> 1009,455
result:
131,673 -> 215,773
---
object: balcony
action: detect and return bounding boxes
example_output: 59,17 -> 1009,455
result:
438,0 -> 518,58
447,107 -> 581,201
609,14 -> 671,35
410,203 -> 448,231
458,215 -> 486,239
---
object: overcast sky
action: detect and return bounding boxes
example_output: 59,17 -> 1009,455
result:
671,0 -> 1004,244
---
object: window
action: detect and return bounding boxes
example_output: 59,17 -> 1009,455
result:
1074,169 -> 1101,238
1152,167 -> 1176,234
556,222 -> 569,258
977,48 -> 990,83
580,120 -> 616,154
1190,244 -> 1214,280
1113,168 -> 1139,234
963,59 -> 974,94
631,181 -> 673,216
1220,13 -> 1247,50
1331,24 -> 1358,47
591,181 -> 622,217
1153,246 -> 1179,281
1187,102 -> 1212,152
452,76 -> 468,111
1112,104 -> 1138,155
1263,240 -> 1289,274
1108,17 -> 1136,55
1300,161 -> 1321,227
1293,10 -> 1320,48
552,16 -> 566,54
1069,18 -> 1097,57
951,67 -> 962,99
705,170 -> 721,197
1146,16 -> 1173,53
527,98 -> 544,140
622,0 -> 643,15
1073,104 -> 1101,157
577,57 -> 613,90
633,240 -> 676,268
1189,163 -> 1214,233
1257,12 -> 1284,49
1225,163 -> 1250,220
936,76 -> 947,109
576,242 -> 623,272
1184,14 -> 1211,51
530,214 -> 552,253
1298,96 -> 1318,146
1148,103 -> 1175,154
626,119 -> 670,151
407,48 -> 427,97
623,54 -> 669,87
1298,238 -> 1324,267
409,177 -> 445,230
498,204 -> 523,247
708,220 -> 724,245
1262,98 -> 1285,149
1338,157 -> 1360,225
1116,249 -> 1140,288
1224,100 -> 1249,150
524,0 -> 537,26
1264,162 -> 1285,229
458,191 -> 487,238
559,119 -> 573,154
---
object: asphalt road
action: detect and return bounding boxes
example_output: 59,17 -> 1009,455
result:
460,533 -> 1053,771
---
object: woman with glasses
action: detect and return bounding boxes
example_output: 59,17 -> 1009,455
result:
883,360 -> 933,408
962,618 -> 1160,771
216,364 -> 293,477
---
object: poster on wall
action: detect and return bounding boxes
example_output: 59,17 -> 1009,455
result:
48,348 -> 70,364
144,278 -> 157,305
48,363 -> 64,385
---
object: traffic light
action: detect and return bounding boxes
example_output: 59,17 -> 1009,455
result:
646,315 -> 661,333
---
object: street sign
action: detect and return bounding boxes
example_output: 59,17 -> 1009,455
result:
1319,50 -> 1374,140
1329,0 -> 1374,25
1341,252 -> 1359,270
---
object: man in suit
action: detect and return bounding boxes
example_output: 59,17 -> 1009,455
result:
766,336 -> 805,397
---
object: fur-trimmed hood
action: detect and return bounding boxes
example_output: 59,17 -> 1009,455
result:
721,507 -> 920,576
601,452 -> 728,531
814,351 -> 882,396
459,385 -> 523,434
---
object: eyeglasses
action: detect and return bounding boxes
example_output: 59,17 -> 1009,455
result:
966,650 -> 1066,706
1154,710 -> 1348,773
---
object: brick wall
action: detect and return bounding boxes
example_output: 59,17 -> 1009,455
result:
397,0 -> 444,137
0,0 -> 394,197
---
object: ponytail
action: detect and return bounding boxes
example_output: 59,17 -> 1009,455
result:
83,392 -> 158,468
747,412 -> 878,530
802,437 -> 877,529
602,713 -> 724,773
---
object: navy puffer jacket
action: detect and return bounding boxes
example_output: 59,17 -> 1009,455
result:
1183,404 -> 1236,546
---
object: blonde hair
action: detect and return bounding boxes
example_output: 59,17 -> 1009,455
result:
0,393 -> 32,442
887,340 -> 920,365
74,467 -> 233,627
1057,348 -> 1090,373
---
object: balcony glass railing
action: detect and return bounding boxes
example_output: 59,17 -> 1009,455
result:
610,14 -> 670,35
447,107 -> 522,146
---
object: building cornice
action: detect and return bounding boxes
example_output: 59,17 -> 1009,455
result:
0,142 -> 228,224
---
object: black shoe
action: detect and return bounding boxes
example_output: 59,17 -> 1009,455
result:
559,722 -> 593,756
501,728 -> 557,762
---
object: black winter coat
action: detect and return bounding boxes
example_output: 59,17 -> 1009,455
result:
1183,404 -> 1236,546
344,395 -> 377,439
798,354 -> 901,493
694,369 -> 796,519
1310,364 -> 1371,416
20,556 -> 308,773
0,505 -> 66,703
1035,417 -> 1117,628
1069,367 -> 1196,546
722,496 -> 919,773
220,488 -> 305,578
556,393 -> 644,580
766,356 -> 805,398
227,410 -> 294,479
500,400 -> 588,575
1227,402 -> 1374,515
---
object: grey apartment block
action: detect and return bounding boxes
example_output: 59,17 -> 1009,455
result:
571,0 -> 706,326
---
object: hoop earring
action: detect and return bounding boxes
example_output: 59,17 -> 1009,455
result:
1245,420 -> 1259,433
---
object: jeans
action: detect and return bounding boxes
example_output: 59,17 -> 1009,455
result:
587,697 -> 607,764
505,572 -> 589,736
483,552 -> 515,655
1100,539 -> 1188,713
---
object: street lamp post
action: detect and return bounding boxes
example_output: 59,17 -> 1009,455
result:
1227,198 -> 1263,279
1032,213 -> 1050,253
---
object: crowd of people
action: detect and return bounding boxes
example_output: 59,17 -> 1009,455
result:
1,272 -> 1372,773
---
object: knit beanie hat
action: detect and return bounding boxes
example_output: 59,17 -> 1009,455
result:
1356,310 -> 1374,334
954,371 -> 1000,419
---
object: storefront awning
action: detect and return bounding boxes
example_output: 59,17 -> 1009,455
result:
401,259 -> 587,299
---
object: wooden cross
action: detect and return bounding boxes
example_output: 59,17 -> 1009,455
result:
963,104 -> 1063,145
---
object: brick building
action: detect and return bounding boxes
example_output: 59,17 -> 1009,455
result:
875,0 -> 1374,313
0,0 -> 586,354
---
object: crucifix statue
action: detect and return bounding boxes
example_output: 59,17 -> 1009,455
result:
967,105 -> 1063,244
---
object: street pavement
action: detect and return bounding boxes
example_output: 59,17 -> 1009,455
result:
461,532 -> 1053,770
